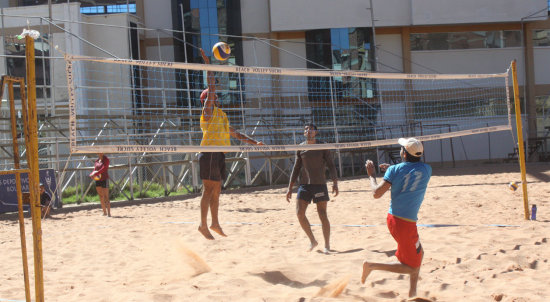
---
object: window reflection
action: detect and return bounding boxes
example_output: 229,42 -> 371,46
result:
535,96 -> 550,138
181,0 -> 242,106
411,30 -> 522,51
533,30 -> 550,47
4,34 -> 51,100
306,27 -> 377,142
80,4 -> 136,15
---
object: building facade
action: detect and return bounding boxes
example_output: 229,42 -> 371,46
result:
161,0 -> 550,162
0,0 -> 549,163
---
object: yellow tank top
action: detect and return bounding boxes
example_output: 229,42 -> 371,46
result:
200,107 -> 231,146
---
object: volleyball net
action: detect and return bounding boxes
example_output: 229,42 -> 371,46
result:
65,54 -> 512,153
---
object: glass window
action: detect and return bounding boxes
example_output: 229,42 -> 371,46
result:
411,30 -> 522,51
81,6 -> 105,14
180,0 -> 243,106
190,0 -> 223,57
80,3 -> 136,15
106,4 -> 136,13
535,95 -> 550,136
306,27 -> 377,140
533,30 -> 550,47
504,30 -> 521,47
4,34 -> 51,100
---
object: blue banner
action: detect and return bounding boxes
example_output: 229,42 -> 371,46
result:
0,169 -> 59,214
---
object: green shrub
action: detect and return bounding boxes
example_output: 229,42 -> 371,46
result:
61,181 -> 191,205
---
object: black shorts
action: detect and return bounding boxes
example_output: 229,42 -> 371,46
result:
95,180 -> 108,188
199,152 -> 226,181
297,184 -> 330,203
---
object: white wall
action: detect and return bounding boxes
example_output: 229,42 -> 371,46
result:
83,14 -> 130,58
269,0 -> 547,31
371,0 -> 412,27
241,0 -> 270,34
377,34 -> 403,73
423,130 -> 515,162
242,39 -> 272,101
270,0 -> 377,31
51,32 -> 68,103
534,47 -> 550,85
0,3 -> 82,111
0,37 -> 5,83
278,39 -> 307,69
278,39 -> 308,100
411,48 -> 524,84
142,0 -> 175,63
242,39 -> 271,67
143,0 -> 173,38
79,14 -> 133,117
411,0 -> 548,25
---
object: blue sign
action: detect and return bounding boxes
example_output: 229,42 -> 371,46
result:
0,169 -> 59,214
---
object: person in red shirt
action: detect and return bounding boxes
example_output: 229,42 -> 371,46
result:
90,153 -> 110,216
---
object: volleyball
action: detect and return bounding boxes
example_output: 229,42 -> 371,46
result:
508,181 -> 519,191
212,42 -> 231,61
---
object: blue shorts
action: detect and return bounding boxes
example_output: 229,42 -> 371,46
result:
297,184 -> 330,203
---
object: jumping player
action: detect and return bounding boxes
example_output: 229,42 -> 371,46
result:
198,48 -> 264,240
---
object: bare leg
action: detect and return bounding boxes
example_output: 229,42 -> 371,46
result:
296,199 -> 317,251
316,201 -> 330,253
97,186 -> 107,215
408,266 -> 420,298
362,248 -> 423,298
209,181 -> 226,237
103,186 -> 111,217
198,180 -> 215,240
43,204 -> 51,218
408,248 -> 423,297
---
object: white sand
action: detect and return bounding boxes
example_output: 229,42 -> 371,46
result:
1,162 -> 549,302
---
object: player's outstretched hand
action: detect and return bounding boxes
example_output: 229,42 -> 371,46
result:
379,163 -> 390,172
365,160 -> 376,177
200,49 -> 210,64
256,141 -> 265,146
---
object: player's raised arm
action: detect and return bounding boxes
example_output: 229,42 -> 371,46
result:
229,126 -> 264,146
365,160 -> 391,199
200,49 -> 216,121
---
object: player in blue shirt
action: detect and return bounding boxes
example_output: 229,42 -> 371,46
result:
361,137 -> 432,299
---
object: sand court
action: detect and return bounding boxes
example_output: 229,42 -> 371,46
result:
1,162 -> 549,301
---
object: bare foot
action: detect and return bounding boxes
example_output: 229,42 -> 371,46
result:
198,226 -> 215,240
309,240 -> 318,252
361,261 -> 373,284
210,225 -> 227,237
407,297 -> 431,302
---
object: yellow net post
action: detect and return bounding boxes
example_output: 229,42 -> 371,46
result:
24,33 -> 45,301
511,60 -> 529,220
1,75 -> 32,302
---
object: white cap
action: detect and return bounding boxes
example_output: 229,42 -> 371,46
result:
398,137 -> 423,157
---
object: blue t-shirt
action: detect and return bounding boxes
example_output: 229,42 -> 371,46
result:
383,161 -> 432,221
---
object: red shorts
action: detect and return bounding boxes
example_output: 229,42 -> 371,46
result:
387,213 -> 423,268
